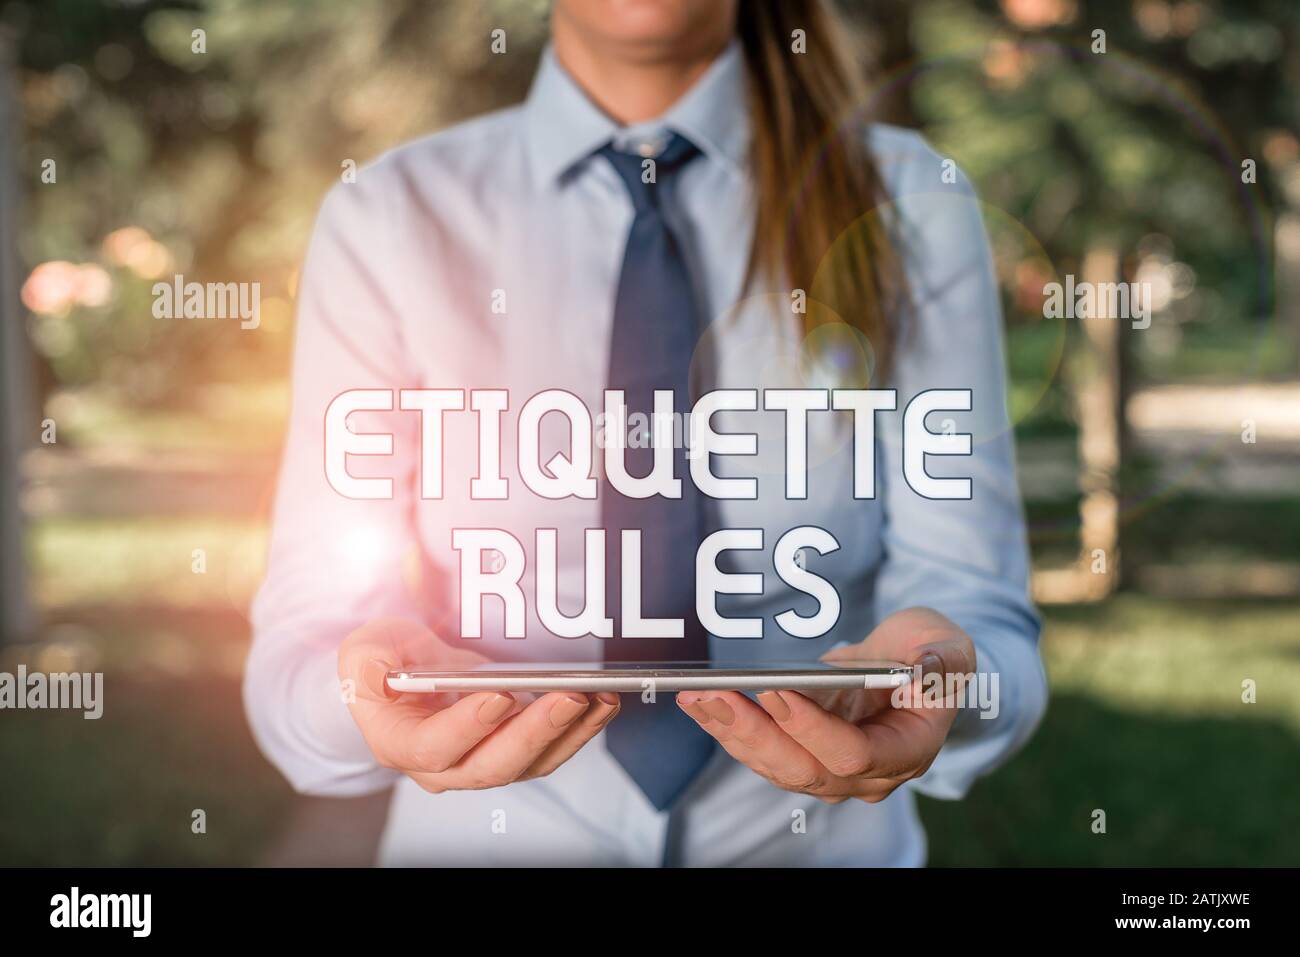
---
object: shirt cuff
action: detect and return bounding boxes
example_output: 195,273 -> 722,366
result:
281,647 -> 400,797
908,626 -> 1048,801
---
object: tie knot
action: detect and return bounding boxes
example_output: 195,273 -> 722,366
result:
598,132 -> 700,212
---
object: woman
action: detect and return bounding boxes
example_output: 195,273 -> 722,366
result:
245,0 -> 1047,866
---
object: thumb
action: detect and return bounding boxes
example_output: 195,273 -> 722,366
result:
910,635 -> 976,705
340,618 -> 445,702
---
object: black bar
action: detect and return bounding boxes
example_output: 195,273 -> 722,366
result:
2,867 -> 1286,942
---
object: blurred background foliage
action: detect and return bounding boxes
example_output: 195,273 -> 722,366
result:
1,0 -> 1298,865
9,0 -> 1297,410
13,0 -> 548,407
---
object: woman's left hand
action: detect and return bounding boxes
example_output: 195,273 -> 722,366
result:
676,607 -> 975,804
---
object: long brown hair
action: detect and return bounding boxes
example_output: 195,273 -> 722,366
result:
737,0 -> 905,382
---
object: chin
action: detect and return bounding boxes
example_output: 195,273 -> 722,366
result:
563,0 -> 732,53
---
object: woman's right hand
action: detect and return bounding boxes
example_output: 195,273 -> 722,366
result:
339,618 -> 620,793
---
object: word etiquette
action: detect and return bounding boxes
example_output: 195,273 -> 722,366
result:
324,387 -> 976,641
325,387 -> 974,502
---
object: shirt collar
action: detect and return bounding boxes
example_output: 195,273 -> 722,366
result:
523,39 -> 750,187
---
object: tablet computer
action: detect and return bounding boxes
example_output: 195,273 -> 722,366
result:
386,660 -> 913,694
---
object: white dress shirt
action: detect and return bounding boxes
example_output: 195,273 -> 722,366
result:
244,41 -> 1048,866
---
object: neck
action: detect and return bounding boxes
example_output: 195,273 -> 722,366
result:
551,18 -> 731,125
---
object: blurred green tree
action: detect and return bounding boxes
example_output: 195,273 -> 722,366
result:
902,0 -> 1294,590
10,0 -> 548,406
8,0 -> 1295,430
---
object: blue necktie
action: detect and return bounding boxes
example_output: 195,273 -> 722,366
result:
598,133 -> 716,811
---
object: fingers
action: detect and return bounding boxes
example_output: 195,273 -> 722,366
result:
910,635 -> 976,706
912,632 -> 975,674
762,689 -> 935,780
678,691 -> 838,796
450,693 -> 596,787
755,689 -> 884,778
338,622 -> 618,792
822,607 -> 973,676
339,617 -> 491,703
368,691 -> 523,772
818,608 -> 977,720
839,607 -> 958,662
522,692 -> 621,779
676,689 -> 946,805
340,619 -> 417,702
801,685 -> 896,724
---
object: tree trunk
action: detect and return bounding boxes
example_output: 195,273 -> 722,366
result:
1072,245 -> 1128,599
0,27 -> 35,642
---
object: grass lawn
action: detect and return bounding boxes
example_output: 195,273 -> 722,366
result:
920,595 -> 1300,865
8,479 -> 1300,865
0,671 -> 294,866
2,592 -> 1297,866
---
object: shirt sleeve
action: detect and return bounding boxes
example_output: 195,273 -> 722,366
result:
870,129 -> 1049,800
243,174 -> 422,796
